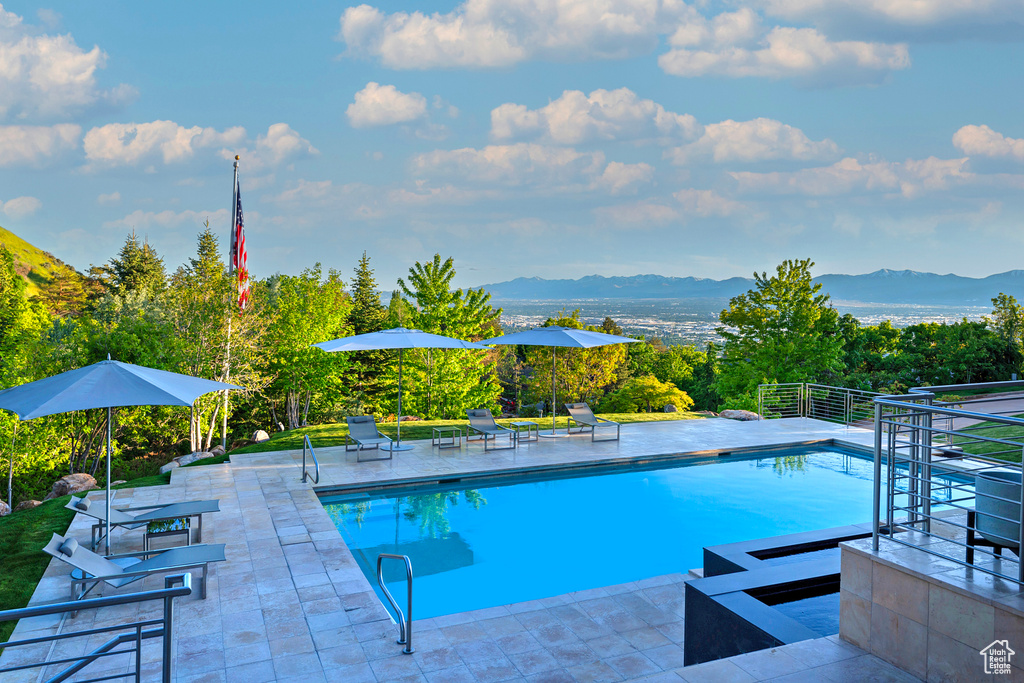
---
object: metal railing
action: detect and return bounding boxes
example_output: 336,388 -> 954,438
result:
376,554 -> 414,654
871,393 -> 1024,585
0,573 -> 192,682
757,382 -> 883,425
302,434 -> 319,484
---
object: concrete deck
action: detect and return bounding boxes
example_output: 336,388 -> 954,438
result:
1,417 -> 922,682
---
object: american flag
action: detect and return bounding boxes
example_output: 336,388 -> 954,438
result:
231,185 -> 250,310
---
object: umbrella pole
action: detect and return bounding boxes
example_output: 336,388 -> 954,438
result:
105,406 -> 111,555
387,348 -> 414,452
540,347 -> 566,438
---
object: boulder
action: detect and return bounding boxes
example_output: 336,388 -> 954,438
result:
400,415 -> 423,422
210,445 -> 226,456
43,473 -> 99,500
0,500 -> 8,516
159,461 -> 180,474
14,500 -> 41,512
110,480 -> 127,487
663,404 -> 678,413
172,451 -> 213,467
719,409 -> 761,422
252,430 -> 270,443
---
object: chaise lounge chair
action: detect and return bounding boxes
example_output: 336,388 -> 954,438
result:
565,403 -> 621,441
345,415 -> 394,461
65,495 -> 220,550
42,533 -> 226,603
466,409 -> 516,451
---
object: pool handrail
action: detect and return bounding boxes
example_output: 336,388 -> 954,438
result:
302,434 -> 319,484
377,553 -> 414,654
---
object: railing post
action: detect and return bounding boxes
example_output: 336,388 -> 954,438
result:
873,400 -> 883,551
163,576 -> 176,683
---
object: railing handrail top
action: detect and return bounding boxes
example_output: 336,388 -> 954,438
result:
910,380 -> 1024,394
0,573 -> 192,623
757,382 -> 804,388
874,396 -> 1024,427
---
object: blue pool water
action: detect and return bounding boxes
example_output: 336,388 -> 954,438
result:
320,447 -> 934,619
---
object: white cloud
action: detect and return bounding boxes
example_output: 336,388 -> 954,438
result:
339,0 -> 689,69
0,5 -> 133,120
102,207 -> 230,231
0,123 -> 80,166
347,82 -> 428,127
412,142 -> 606,187
593,161 -> 654,194
84,120 -> 245,166
1,195 -> 41,218
953,124 -> 1024,162
759,0 -> 1024,31
667,118 -> 840,164
97,191 -> 120,205
659,17 -> 910,84
594,200 -> 680,226
491,88 -> 700,144
218,123 -> 318,171
673,188 -> 745,216
730,156 -> 971,198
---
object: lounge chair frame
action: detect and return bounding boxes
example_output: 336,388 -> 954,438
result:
66,496 -> 219,551
466,409 -> 516,451
345,415 -> 394,462
565,403 -> 621,441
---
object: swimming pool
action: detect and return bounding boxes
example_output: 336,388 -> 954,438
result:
320,446 -> 927,619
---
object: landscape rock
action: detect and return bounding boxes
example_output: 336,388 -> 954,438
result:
110,480 -> 127,487
663,404 -> 678,413
210,445 -> 226,456
252,430 -> 270,443
159,461 -> 180,474
43,473 -> 99,500
719,409 -> 762,422
0,500 -> 9,516
14,500 -> 41,512
172,451 -> 213,467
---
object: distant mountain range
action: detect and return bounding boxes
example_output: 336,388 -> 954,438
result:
476,270 -> 1024,305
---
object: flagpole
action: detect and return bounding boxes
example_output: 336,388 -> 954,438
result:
221,157 -> 238,450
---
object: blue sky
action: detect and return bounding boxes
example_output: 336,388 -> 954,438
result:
1,1 -> 1023,288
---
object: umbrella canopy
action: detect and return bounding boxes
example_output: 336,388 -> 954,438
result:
0,360 -> 241,554
481,326 -> 641,436
314,328 -> 489,450
0,360 -> 241,420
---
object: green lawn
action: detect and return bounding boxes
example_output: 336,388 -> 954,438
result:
950,416 -> 1024,463
231,411 -> 704,455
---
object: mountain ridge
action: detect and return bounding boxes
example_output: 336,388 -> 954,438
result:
474,270 -> 1024,305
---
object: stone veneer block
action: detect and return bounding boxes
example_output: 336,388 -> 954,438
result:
928,584 -> 995,651
870,602 -> 928,680
872,562 -> 929,625
926,630 -> 994,683
838,588 -> 871,651
840,548 -> 873,601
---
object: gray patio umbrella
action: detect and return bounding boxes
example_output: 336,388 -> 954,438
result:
480,326 -> 641,437
313,327 -> 490,451
0,359 -> 240,552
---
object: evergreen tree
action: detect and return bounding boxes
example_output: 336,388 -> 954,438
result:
40,266 -> 87,317
108,231 -> 166,296
346,253 -> 391,415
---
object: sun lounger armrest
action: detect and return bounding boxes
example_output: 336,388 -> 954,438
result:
78,562 -> 212,583
595,417 -> 617,425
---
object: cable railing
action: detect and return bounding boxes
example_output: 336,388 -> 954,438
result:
302,433 -> 319,484
756,382 -> 883,425
0,573 -> 192,683
871,394 -> 1024,585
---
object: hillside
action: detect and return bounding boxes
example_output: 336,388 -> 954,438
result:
477,271 -> 1024,305
0,225 -> 81,298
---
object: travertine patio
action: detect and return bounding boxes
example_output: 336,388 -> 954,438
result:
2,417 -> 925,682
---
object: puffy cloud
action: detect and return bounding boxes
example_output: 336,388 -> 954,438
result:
1,195 -> 41,218
84,121 -> 315,170
953,124 -> 1024,162
593,161 -> 654,194
491,88 -> 700,144
102,207 -> 230,231
667,118 -> 839,164
84,121 -> 245,166
347,82 -> 428,127
673,188 -> 745,216
730,156 -> 971,198
339,0 -> 689,69
0,5 -> 133,120
0,123 -> 80,166
659,15 -> 910,84
412,142 -> 606,187
97,191 -> 120,205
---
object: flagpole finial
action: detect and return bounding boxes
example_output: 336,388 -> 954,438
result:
235,155 -> 239,160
